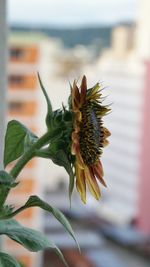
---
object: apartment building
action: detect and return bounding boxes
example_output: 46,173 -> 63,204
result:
4,32 -> 64,267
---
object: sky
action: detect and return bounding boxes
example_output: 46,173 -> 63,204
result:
8,0 -> 137,28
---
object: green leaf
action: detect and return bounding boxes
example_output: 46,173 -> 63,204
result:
0,219 -> 68,266
37,72 -> 53,129
68,171 -> 75,204
0,252 -> 20,267
35,147 -> 75,200
3,195 -> 79,252
49,149 -> 75,200
4,120 -> 38,167
0,170 -> 17,188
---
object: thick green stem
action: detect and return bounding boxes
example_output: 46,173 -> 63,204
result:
0,189 -> 9,208
1,131 -> 53,207
10,131 -> 53,178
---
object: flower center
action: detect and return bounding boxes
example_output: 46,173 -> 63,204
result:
79,102 -> 102,166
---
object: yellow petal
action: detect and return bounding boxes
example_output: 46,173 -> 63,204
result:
85,167 -> 101,200
80,75 -> 87,105
92,162 -> 107,187
76,166 -> 86,203
76,152 -> 84,169
74,110 -> 82,122
72,81 -> 80,109
71,143 -> 77,155
103,139 -> 109,147
95,161 -> 104,176
103,127 -> 111,138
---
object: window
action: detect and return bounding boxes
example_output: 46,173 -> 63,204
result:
9,101 -> 24,112
10,48 -> 25,60
9,101 -> 36,116
9,75 -> 24,86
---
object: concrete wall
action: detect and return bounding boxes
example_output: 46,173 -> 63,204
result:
0,0 -> 7,169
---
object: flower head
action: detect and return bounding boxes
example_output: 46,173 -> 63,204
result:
70,76 -> 111,203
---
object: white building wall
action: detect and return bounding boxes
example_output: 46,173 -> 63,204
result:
135,0 -> 150,60
82,64 -> 144,225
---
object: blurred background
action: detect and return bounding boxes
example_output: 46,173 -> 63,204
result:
0,0 -> 150,266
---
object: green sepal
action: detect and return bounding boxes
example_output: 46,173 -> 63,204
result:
37,72 -> 53,129
53,109 -> 63,125
0,170 -> 17,188
0,205 -> 14,220
24,132 -> 38,152
63,110 -> 73,122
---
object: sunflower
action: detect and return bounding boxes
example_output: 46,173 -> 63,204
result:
71,76 -> 111,203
